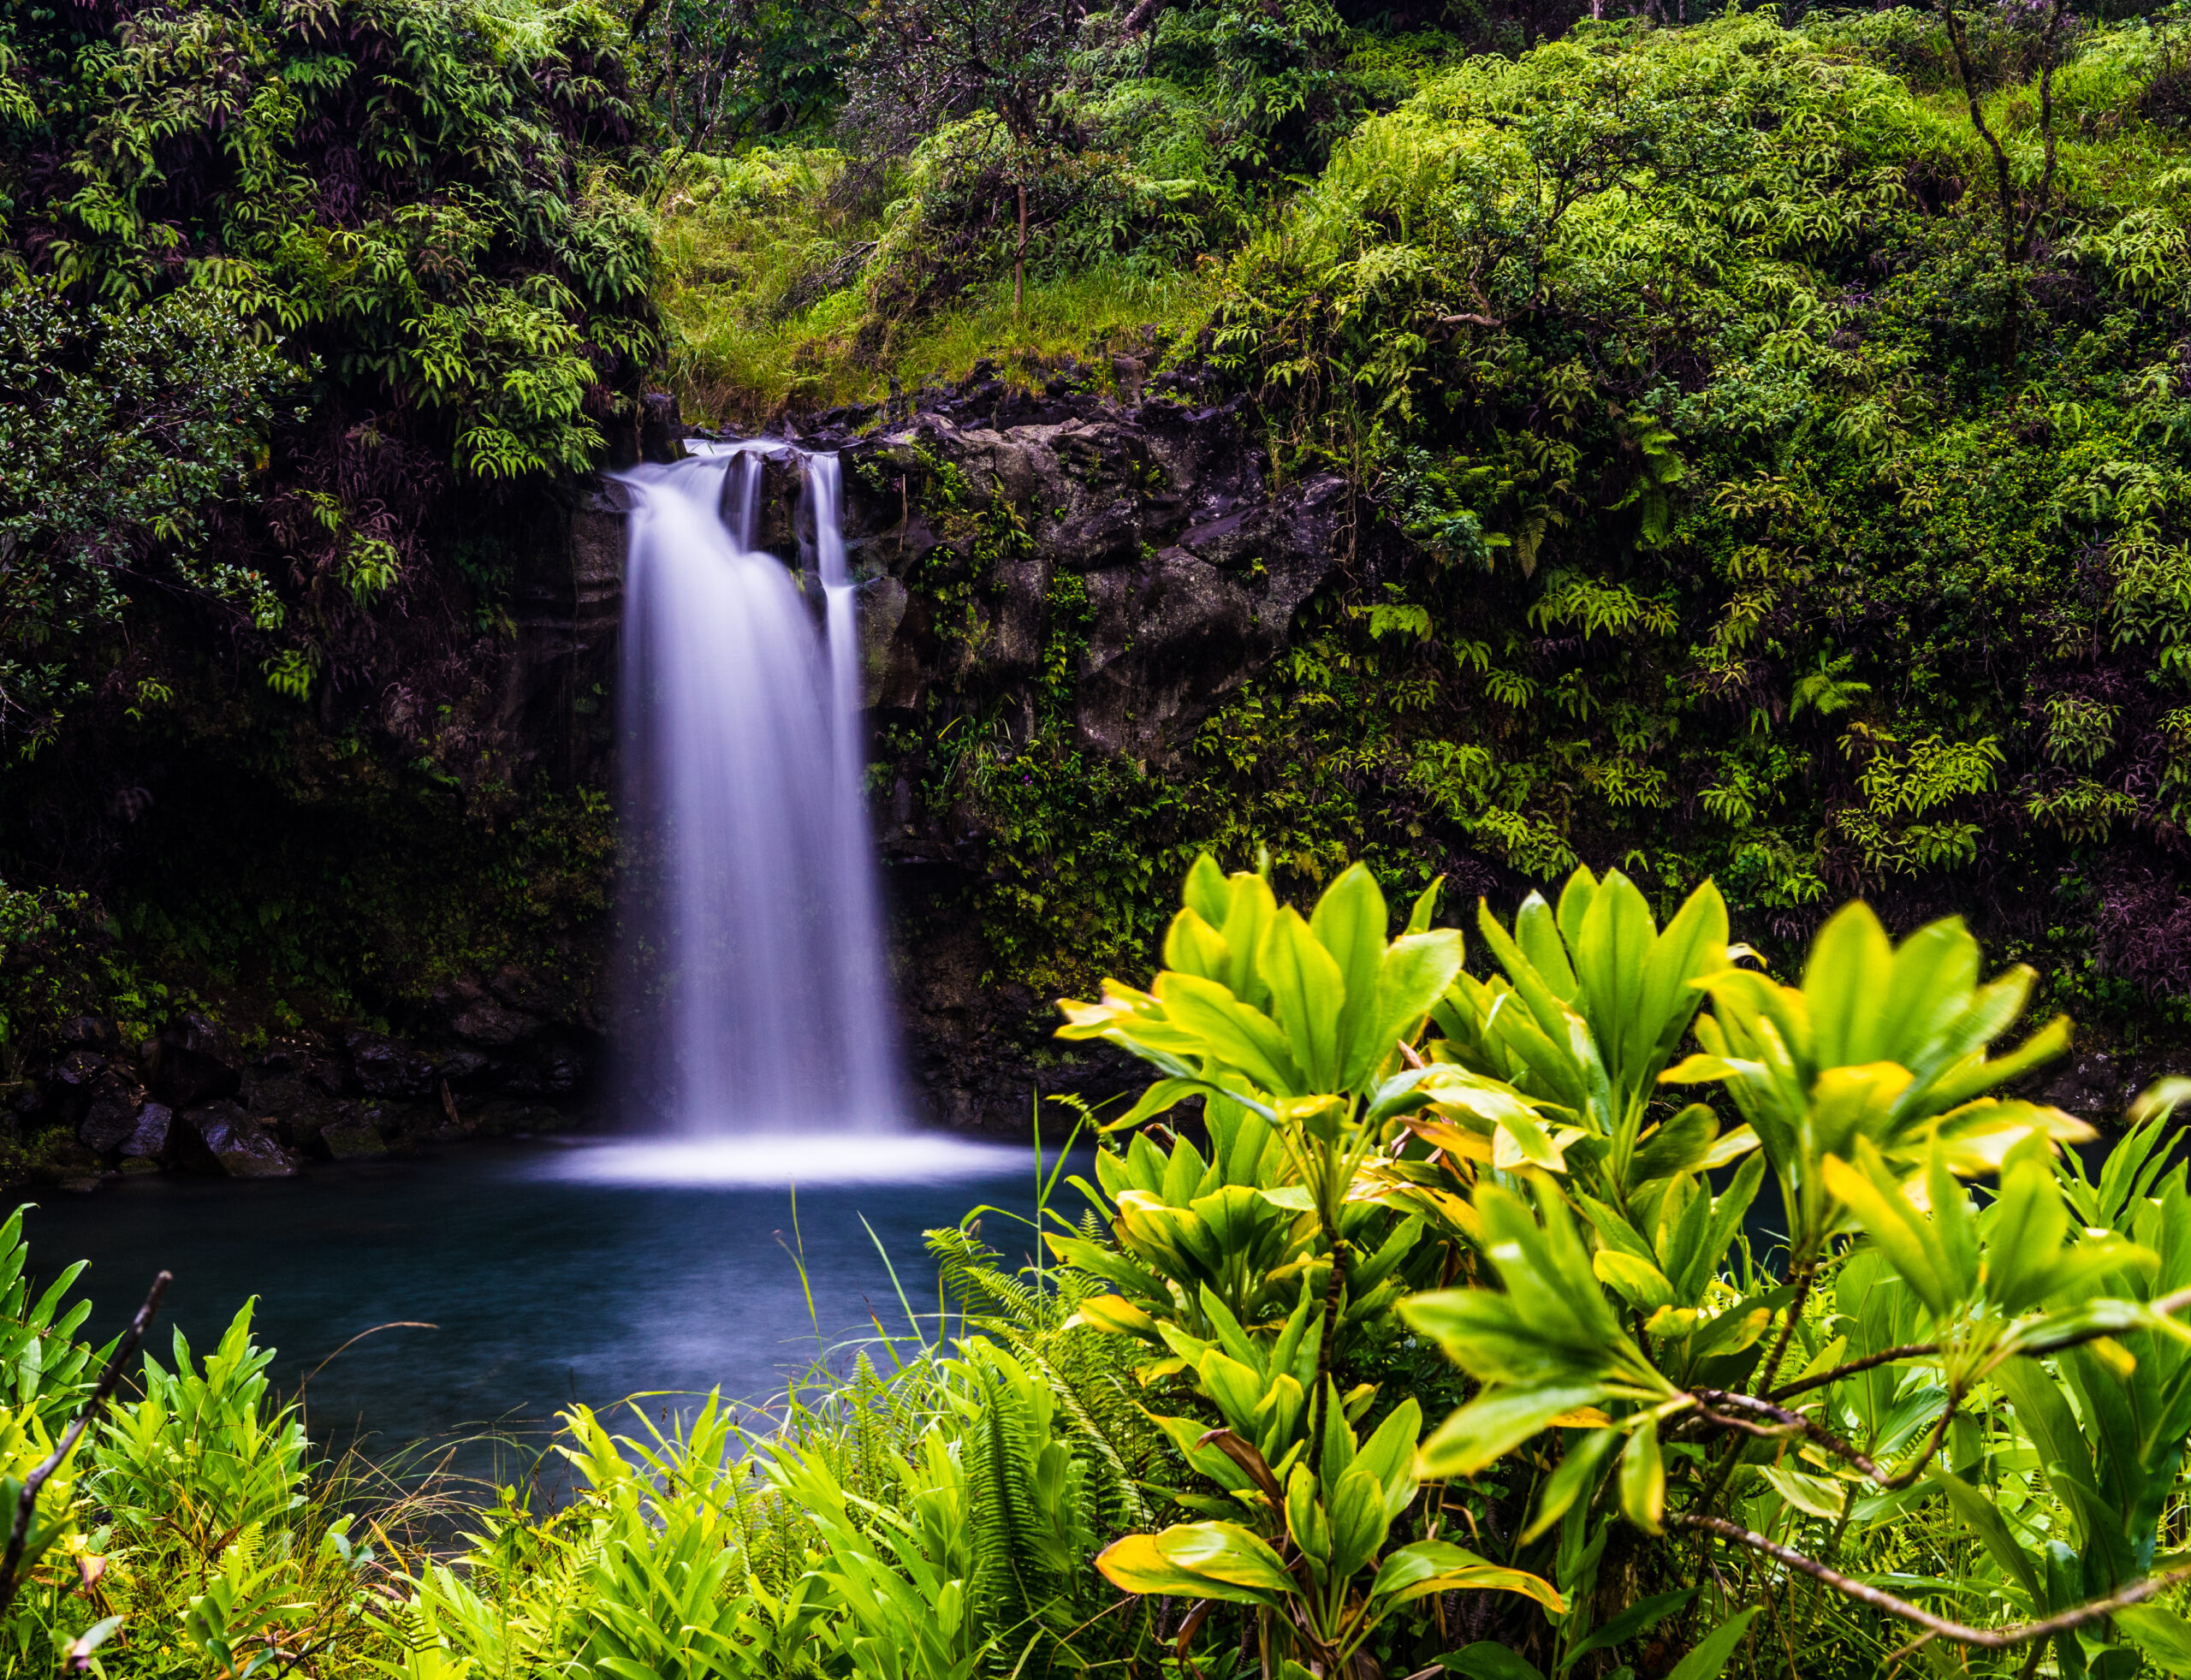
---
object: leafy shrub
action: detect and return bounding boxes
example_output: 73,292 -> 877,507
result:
1057,852 -> 2191,1677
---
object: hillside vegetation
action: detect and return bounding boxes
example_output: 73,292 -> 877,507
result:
645,2 -> 2191,1046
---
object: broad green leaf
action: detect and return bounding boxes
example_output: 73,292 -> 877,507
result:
1183,852 -> 1231,928
1632,881 -> 1729,1081
1515,891 -> 1580,1000
1258,906 -> 1345,1092
1360,928 -> 1466,1088
1802,900 -> 1896,1068
1416,1384 -> 1612,1478
1156,971 -> 1303,1095
1573,870 -> 1654,1087
1096,1522 -> 1294,1606
1984,1137 -> 2069,1316
1630,1103 -> 1719,1184
1664,1606 -> 1762,1680
1555,866 -> 1598,952
1163,907 -> 1231,983
1309,864 -> 1387,1089
1756,1463 -> 1850,1520
2118,1605 -> 2191,1675
1618,1416 -> 1664,1534
1407,876 -> 1446,935
1927,1466 -> 2042,1603
1440,1644 -> 1547,1680
1564,1586 -> 1698,1665
1220,870 -> 1280,1008
1521,1426 -> 1618,1543
1369,1540 -> 1565,1612
1821,1145 -> 1957,1321
1594,1250 -> 1673,1315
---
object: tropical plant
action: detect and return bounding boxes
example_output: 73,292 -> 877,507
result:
1063,852 -> 2191,1677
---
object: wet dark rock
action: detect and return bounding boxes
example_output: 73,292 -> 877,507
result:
180,1101 -> 300,1178
346,1032 -> 437,1101
36,1137 -> 101,1186
149,1013 -> 244,1107
507,1048 -> 583,1095
60,1016 -> 119,1053
320,1119 -> 387,1160
450,1002 -> 538,1048
78,1075 -> 142,1155
124,1101 -> 172,1160
54,1049 -> 104,1089
2040,1051 -> 2141,1122
640,391 -> 686,465
487,965 -> 561,1014
475,1098 -> 576,1136
436,1050 -> 497,1090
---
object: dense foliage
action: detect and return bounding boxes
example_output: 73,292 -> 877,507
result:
0,0 -> 652,1091
763,3 -> 2191,1054
0,0 -> 655,747
16,860 -> 2191,1678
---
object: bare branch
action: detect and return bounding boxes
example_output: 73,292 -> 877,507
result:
1768,1342 -> 1939,1400
0,1269 -> 172,1614
1674,1512 -> 2191,1649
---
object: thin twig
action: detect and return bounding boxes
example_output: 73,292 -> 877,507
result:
1692,1390 -> 1888,1482
300,1322 -> 439,1392
1769,1342 -> 1939,1400
1673,1512 -> 2191,1649
1756,1261 -> 1816,1400
0,1269 -> 172,1613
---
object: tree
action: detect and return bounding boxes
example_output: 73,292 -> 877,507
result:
1933,0 -> 2072,367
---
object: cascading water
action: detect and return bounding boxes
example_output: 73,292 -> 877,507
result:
614,441 -> 904,1142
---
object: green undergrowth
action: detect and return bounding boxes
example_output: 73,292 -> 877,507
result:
853,9 -> 2191,1048
655,148 -> 1224,426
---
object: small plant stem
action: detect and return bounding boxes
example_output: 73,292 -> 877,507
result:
1693,1384 -> 1960,1493
1756,1258 -> 1815,1399
1311,1234 -> 1348,1456
1673,1512 -> 2191,1648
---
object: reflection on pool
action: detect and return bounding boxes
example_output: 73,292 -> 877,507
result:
22,1135 -> 1072,1481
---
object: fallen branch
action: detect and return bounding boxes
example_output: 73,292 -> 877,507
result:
0,1269 -> 171,1613
1672,1512 -> 2191,1649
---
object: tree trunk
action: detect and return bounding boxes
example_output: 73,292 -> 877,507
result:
1015,181 -> 1028,319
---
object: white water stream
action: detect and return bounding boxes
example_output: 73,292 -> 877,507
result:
615,442 -> 911,1143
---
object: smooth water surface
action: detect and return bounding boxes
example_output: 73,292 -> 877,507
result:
23,1137 -> 1063,1481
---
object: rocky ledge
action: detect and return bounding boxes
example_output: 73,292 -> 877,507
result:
782,364 -> 1370,1132
13,987 -> 594,1193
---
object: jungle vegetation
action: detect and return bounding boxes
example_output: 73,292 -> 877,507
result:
8,860 -> 2191,1677
2,0 -> 2191,1102
3,2 -> 2191,1676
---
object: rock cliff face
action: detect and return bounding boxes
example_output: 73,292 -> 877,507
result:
787,371 -> 1357,1132
8,373 -> 1358,1184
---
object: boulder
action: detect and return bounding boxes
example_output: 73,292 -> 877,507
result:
78,1076 -> 141,1155
319,1119 -> 387,1160
59,1016 -> 119,1053
449,1002 -> 538,1048
345,1032 -> 437,1101
180,1102 -> 299,1178
124,1102 -> 172,1160
149,1013 -> 243,1107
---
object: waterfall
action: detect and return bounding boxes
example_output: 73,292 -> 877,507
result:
615,442 -> 904,1137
